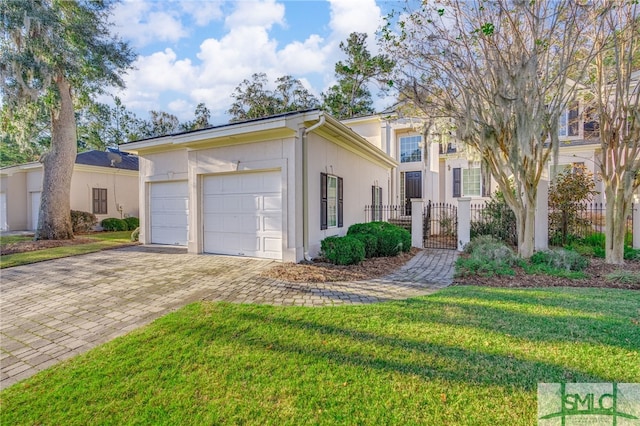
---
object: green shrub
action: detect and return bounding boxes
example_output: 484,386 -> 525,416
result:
70,210 -> 97,233
348,221 -> 411,256
463,235 -> 502,254
624,246 -> 640,261
347,221 -> 392,236
320,236 -> 365,265
469,242 -> 518,265
130,227 -> 140,242
581,233 -> 606,249
124,216 -> 139,231
530,249 -> 588,271
101,218 -> 128,232
454,257 -> 516,277
470,190 -> 517,246
352,233 -> 378,258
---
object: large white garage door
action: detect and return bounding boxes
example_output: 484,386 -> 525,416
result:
150,181 -> 189,246
203,171 -> 282,259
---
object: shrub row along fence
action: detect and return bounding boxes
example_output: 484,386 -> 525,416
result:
548,203 -> 636,246
470,201 -> 636,247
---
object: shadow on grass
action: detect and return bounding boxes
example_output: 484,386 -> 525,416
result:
200,309 -> 616,391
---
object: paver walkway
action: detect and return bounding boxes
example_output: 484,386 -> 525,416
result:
0,246 -> 457,390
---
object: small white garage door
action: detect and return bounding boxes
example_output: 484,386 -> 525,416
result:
150,181 -> 189,245
203,171 -> 282,259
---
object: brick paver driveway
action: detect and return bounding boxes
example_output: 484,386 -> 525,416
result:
0,246 -> 456,389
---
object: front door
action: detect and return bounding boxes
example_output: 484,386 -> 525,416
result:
405,171 -> 422,214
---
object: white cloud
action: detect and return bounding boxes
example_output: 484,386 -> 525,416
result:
277,35 -> 331,75
327,0 -> 383,41
179,0 -> 224,26
111,0 -> 188,47
224,0 -> 285,29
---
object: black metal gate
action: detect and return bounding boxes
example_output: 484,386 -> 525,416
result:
424,201 -> 458,249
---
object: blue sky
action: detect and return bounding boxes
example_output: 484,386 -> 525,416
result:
107,0 -> 400,124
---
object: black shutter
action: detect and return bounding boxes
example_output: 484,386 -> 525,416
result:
320,173 -> 327,230
371,185 -> 375,206
338,177 -> 343,228
92,188 -> 99,214
100,189 -> 107,214
453,168 -> 461,198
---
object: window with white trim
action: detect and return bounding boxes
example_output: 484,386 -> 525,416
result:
400,135 -> 422,163
462,168 -> 482,197
327,175 -> 338,228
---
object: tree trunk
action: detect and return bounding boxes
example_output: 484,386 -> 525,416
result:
36,77 -> 76,240
516,205 -> 535,258
604,187 -> 628,265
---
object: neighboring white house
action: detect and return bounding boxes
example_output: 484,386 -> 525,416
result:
122,110 -> 397,262
0,149 -> 139,232
343,100 -> 606,207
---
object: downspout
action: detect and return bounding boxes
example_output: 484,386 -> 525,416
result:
302,113 -> 326,261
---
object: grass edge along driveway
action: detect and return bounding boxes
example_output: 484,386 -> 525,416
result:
1,286 -> 638,425
0,231 -> 137,268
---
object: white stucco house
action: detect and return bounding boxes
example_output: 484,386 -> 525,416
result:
121,110 -> 397,262
0,149 -> 139,232
343,100 -> 607,208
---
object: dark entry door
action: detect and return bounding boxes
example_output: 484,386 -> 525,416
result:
405,171 -> 422,214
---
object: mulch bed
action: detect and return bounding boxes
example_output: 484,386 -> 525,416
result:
0,238 -> 96,255
261,248 -> 421,283
453,257 -> 640,290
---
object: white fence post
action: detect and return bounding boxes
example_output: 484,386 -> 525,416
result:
457,197 -> 471,251
411,199 -> 424,249
535,177 -> 549,251
633,200 -> 640,249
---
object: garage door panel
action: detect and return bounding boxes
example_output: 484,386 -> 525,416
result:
203,171 -> 282,259
150,181 -> 188,246
263,215 -> 281,232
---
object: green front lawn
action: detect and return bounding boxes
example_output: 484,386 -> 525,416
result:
0,231 -> 135,268
2,286 -> 638,425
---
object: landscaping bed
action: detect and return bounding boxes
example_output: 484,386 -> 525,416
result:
1,237 -> 96,255
262,248 -> 420,282
454,256 -> 640,289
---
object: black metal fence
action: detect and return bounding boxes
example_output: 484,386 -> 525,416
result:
469,201 -> 636,247
423,201 -> 458,249
549,203 -> 636,246
363,204 -> 411,231
470,202 -> 518,246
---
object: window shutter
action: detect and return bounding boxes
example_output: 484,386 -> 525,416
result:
337,177 -> 343,228
100,189 -> 107,214
320,173 -> 327,230
92,188 -> 99,214
453,168 -> 461,198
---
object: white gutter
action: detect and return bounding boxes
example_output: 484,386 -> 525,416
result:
302,113 -> 326,261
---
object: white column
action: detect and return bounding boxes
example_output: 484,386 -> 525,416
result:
411,198 -> 424,249
633,198 -> 640,249
457,197 -> 471,251
535,177 -> 549,251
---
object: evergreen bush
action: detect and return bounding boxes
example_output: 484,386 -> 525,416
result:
101,218 -> 128,232
320,236 -> 365,265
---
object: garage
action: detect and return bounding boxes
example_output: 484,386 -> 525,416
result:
202,171 -> 282,259
150,181 -> 189,245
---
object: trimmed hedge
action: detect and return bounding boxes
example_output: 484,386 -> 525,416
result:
70,210 -> 97,233
124,217 -> 139,231
347,221 -> 411,257
101,218 -> 129,232
320,236 -> 365,265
